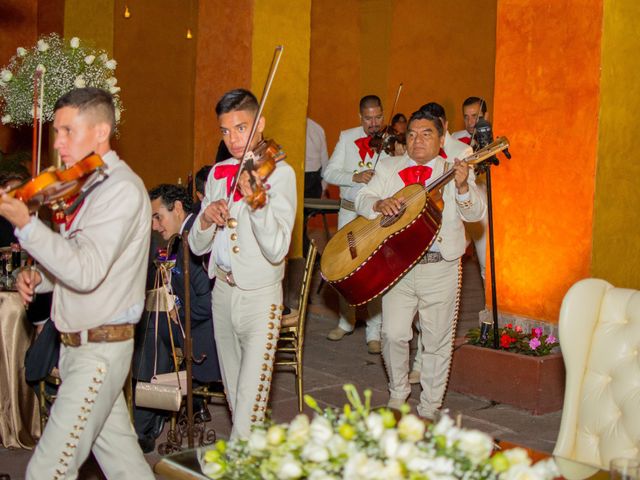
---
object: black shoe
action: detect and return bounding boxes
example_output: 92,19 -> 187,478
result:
138,435 -> 155,454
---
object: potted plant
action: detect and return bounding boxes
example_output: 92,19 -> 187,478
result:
448,324 -> 565,414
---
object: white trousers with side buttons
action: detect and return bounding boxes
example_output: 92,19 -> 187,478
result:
26,339 -> 154,480
213,279 -> 282,439
381,259 -> 462,418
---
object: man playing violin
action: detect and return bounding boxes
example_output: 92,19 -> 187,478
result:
452,96 -> 489,146
188,88 -> 296,439
355,109 -> 486,419
0,88 -> 154,478
322,94 -> 390,354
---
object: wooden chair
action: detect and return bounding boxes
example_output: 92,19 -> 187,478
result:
275,240 -> 317,412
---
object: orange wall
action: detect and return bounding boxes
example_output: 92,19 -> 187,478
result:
193,0 -> 253,174
491,0 -> 603,322
112,0 -> 196,188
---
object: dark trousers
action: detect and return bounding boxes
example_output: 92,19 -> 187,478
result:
304,169 -> 323,199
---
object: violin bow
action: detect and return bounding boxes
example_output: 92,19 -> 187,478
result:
373,82 -> 403,170
227,45 -> 284,204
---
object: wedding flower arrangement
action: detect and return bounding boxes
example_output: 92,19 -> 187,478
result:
466,324 -> 559,357
0,33 -> 123,127
200,385 -> 558,479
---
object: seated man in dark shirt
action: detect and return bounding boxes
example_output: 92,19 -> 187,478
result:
133,184 -> 220,453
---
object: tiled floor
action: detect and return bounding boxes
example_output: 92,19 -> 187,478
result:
0,252 -> 561,479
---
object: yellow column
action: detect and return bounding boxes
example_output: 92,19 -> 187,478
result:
251,0 -> 311,258
591,0 -> 640,288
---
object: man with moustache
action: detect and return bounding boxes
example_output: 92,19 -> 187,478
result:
355,110 -> 486,419
322,95 -> 390,354
452,96 -> 489,147
188,88 -> 296,439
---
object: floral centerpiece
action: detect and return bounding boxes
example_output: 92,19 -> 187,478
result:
199,385 -> 558,479
466,324 -> 559,357
0,33 -> 122,127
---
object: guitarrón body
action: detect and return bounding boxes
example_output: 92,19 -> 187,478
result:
321,183 -> 442,305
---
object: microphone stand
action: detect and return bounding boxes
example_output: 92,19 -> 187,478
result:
484,162 -> 500,349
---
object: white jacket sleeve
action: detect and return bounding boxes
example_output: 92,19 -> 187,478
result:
323,132 -> 355,187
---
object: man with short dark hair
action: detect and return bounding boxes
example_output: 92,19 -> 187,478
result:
0,87 -> 154,478
133,183 -> 220,453
189,88 -> 296,439
452,96 -> 489,146
355,110 -> 486,419
322,95 -> 388,354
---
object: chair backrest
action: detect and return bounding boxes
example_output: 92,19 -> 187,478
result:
554,278 -> 640,478
295,241 -> 318,349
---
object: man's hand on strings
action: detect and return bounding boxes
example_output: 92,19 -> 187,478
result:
0,190 -> 31,229
353,170 -> 375,184
16,269 -> 42,306
374,196 -> 405,216
453,159 -> 470,194
200,199 -> 229,229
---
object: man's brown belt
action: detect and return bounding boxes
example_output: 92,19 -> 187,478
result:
60,324 -> 135,347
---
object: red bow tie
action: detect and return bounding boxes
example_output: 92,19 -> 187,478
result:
459,136 -> 471,145
354,136 -> 374,161
398,165 -> 433,186
213,164 -> 243,202
438,148 -> 448,159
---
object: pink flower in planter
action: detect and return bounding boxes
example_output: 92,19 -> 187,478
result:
515,325 -> 523,333
545,335 -> 557,344
505,323 -> 513,329
529,337 -> 541,350
531,327 -> 543,338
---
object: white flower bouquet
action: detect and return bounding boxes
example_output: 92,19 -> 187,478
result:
0,33 -> 123,127
199,384 -> 558,479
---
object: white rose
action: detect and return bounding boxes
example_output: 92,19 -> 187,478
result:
105,59 -> 117,70
457,430 -> 493,464
344,452 -> 384,479
266,425 -> 285,446
301,441 -> 329,463
504,448 -> 532,468
531,458 -> 559,479
287,414 -> 310,446
381,459 -> 404,478
1,70 -> 12,82
365,412 -> 385,440
106,76 -> 118,87
397,414 -> 425,442
326,433 -> 348,457
70,37 -> 80,48
84,55 -> 95,65
380,430 -> 400,459
36,64 -> 46,74
395,442 -> 418,463
310,416 -> 333,443
201,461 -> 225,479
37,39 -> 49,52
109,86 -> 121,94
433,412 -> 455,436
1,115 -> 12,124
308,470 -> 337,480
16,47 -> 27,57
74,75 -> 86,88
277,455 -> 303,480
247,429 -> 267,451
99,53 -> 108,62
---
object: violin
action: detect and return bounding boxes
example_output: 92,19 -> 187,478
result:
369,126 -> 406,156
241,139 -> 286,210
5,153 -> 105,213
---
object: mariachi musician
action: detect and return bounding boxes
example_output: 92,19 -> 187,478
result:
322,95 -> 390,354
354,109 -> 486,419
188,88 -> 296,440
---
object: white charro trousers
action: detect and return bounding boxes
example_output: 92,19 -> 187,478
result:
213,279 -> 282,439
26,339 -> 154,480
335,207 -> 382,342
382,258 -> 462,418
